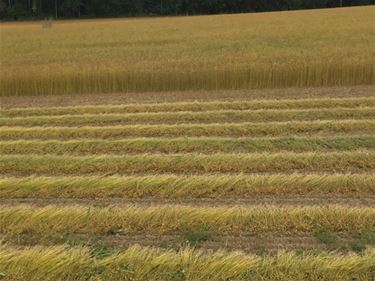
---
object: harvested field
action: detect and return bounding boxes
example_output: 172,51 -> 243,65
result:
1,136 -> 375,155
2,85 -> 375,109
1,174 -> 374,199
1,197 -> 375,207
1,86 -> 375,280
2,151 -> 375,176
2,107 -> 375,127
1,245 -> 374,281
0,205 -> 374,235
1,5 -> 375,280
2,96 -> 375,117
1,119 -> 375,140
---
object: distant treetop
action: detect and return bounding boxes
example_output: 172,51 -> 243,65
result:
1,0 -> 374,20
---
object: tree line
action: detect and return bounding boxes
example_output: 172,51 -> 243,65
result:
1,0 -> 373,20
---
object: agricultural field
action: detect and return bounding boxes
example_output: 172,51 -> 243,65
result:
0,6 -> 374,96
0,5 -> 375,281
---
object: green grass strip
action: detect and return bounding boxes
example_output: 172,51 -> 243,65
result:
0,174 -> 373,199
1,136 -> 374,155
1,151 -> 374,176
2,97 -> 375,117
1,120 -> 374,140
1,245 -> 373,281
1,107 -> 374,127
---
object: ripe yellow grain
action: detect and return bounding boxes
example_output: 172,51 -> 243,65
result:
1,6 -> 373,95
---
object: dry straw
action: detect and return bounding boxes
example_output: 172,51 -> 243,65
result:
2,97 -> 375,117
1,107 -> 374,127
0,205 -> 373,235
1,120 -> 374,140
1,136 -> 374,155
1,245 -> 373,281
0,174 -> 373,199
1,151 -> 374,176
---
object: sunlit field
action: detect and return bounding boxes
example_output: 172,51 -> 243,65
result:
0,5 -> 375,281
1,6 -> 374,95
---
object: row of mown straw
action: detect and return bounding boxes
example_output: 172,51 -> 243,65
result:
1,107 -> 375,127
2,97 -> 375,117
1,151 -> 374,176
0,174 -> 374,199
1,245 -> 373,281
1,120 -> 374,140
1,136 -> 374,155
0,205 -> 373,235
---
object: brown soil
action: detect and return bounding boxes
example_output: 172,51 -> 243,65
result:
2,231 -> 363,254
2,85 -> 374,108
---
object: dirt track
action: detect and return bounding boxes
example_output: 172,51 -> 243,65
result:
3,231 -> 361,254
2,86 -> 374,108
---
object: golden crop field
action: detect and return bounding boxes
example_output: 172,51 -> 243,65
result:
0,5 -> 375,281
1,6 -> 374,96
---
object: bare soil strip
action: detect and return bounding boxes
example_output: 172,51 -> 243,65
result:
2,96 -> 375,118
2,86 -> 374,108
2,232 -> 368,254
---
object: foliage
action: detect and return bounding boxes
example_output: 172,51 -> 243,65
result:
183,229 -> 213,246
1,0 -> 373,20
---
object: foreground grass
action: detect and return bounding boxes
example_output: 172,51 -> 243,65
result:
1,7 -> 374,95
0,174 -> 373,199
1,245 -> 373,281
2,97 -> 375,117
0,136 -> 374,155
1,107 -> 374,127
1,120 -> 374,140
0,205 -> 373,235
1,151 -> 374,176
